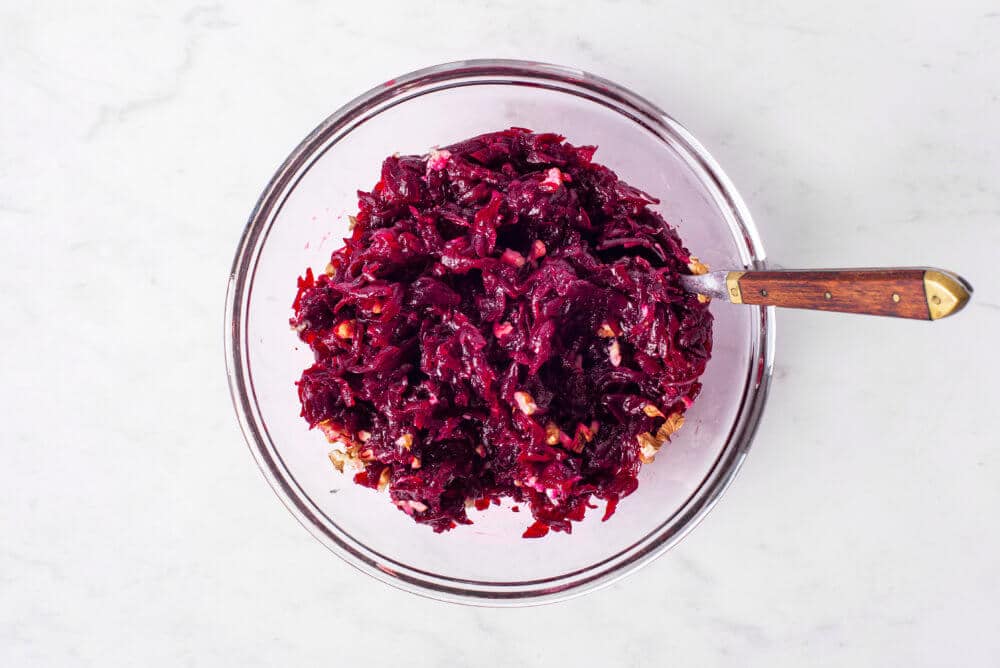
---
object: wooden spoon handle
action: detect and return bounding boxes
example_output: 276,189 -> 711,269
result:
726,268 -> 972,320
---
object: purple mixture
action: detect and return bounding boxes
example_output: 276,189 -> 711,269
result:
292,129 -> 712,537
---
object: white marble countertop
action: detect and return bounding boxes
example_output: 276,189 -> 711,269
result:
3,1 -> 999,665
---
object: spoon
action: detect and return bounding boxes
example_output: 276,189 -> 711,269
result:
679,267 -> 972,320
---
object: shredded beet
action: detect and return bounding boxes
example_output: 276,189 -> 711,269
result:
292,129 -> 712,536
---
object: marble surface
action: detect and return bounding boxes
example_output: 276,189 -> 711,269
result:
2,1 -> 999,665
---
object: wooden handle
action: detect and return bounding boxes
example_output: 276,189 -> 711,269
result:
728,268 -> 972,320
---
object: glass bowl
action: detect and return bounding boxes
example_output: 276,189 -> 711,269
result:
225,59 -> 773,606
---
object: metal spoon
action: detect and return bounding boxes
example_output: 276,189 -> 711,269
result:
679,267 -> 972,320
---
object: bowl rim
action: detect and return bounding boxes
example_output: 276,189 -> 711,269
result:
224,58 -> 774,606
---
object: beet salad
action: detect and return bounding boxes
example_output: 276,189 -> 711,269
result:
291,128 -> 713,538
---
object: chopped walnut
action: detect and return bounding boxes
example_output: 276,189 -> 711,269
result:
317,420 -> 341,442
325,262 -> 335,277
334,320 -> 356,340
657,412 -> 686,441
545,422 -> 560,445
411,456 -> 422,469
697,293 -> 711,304
687,256 -> 709,275
395,433 -> 413,450
642,404 -> 665,418
637,432 -> 659,464
596,322 -> 616,338
377,467 -> 391,491
328,450 -> 348,473
328,444 -> 367,473
317,422 -> 380,472
568,423 -> 594,453
348,215 -> 359,231
513,391 -> 537,415
636,412 -> 687,464
608,340 -> 622,367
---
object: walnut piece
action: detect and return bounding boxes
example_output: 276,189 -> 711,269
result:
657,413 -> 686,441
687,256 -> 709,275
608,340 -> 622,367
334,320 -> 356,340
642,404 -> 665,418
637,412 -> 687,464
513,391 -> 537,415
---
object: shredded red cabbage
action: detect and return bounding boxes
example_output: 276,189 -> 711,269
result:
292,129 -> 712,537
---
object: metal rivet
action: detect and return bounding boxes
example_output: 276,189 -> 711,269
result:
892,293 -> 901,303
931,295 -> 941,305
760,289 -> 768,297
824,291 -> 832,300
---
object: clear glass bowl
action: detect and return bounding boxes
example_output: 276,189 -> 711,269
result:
225,59 -> 774,605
